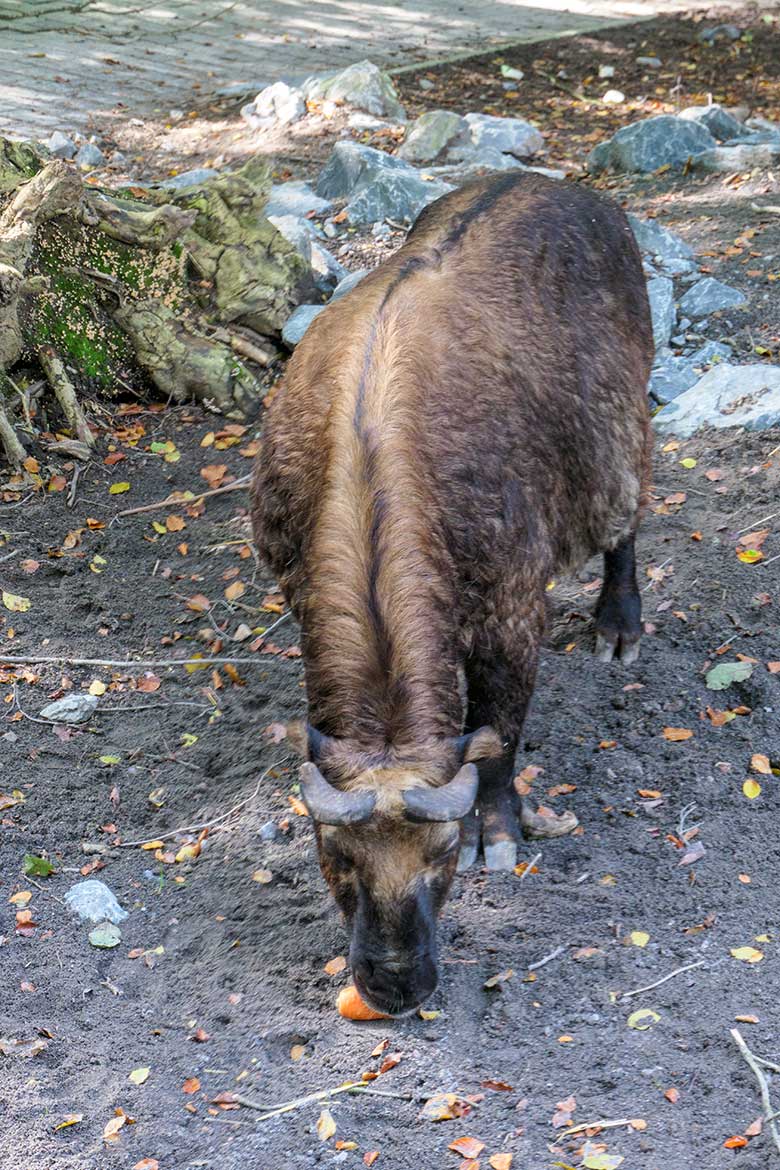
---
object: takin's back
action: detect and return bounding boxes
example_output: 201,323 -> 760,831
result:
252,171 -> 654,618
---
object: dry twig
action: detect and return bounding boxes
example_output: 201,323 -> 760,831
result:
115,475 -> 251,518
117,768 -> 273,848
731,1028 -> 780,1154
619,959 -> 705,1000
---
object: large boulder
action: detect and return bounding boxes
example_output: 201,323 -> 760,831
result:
282,303 -> 326,347
398,110 -> 466,163
690,143 -> 780,172
241,82 -> 306,129
678,277 -> 747,319
588,115 -> 716,173
264,180 -> 331,218
654,364 -> 780,436
448,112 -> 544,162
628,214 -> 694,262
303,60 -> 405,122
679,104 -> 745,142
316,141 -> 451,225
646,276 -> 675,351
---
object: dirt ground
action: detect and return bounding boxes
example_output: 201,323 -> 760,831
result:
2,9 -> 780,1170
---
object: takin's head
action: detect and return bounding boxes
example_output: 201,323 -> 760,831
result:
289,723 -> 503,1015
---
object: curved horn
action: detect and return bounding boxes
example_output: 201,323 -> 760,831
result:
401,764 -> 479,824
299,763 -> 376,826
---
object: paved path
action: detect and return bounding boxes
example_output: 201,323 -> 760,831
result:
0,0 -> 737,141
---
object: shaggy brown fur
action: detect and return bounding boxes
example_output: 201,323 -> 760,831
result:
251,171 -> 653,1011
253,171 -> 652,757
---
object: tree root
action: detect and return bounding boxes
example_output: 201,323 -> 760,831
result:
37,345 -> 95,447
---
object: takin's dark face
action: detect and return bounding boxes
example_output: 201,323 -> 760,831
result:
291,724 -> 503,1015
317,807 -> 460,1015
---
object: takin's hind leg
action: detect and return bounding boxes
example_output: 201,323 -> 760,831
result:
594,532 -> 642,665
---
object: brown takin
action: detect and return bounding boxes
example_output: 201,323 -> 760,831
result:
251,171 -> 653,1015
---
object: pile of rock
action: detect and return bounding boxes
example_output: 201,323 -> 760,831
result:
588,108 -> 780,174
240,59 -> 407,130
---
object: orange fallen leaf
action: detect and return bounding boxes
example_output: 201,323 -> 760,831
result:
225,580 -> 245,603
182,1077 -> 201,1094
745,1118 -> 762,1137
735,1014 -> 759,1024
134,1161 -> 160,1170
137,672 -> 161,693
489,1156 -> 512,1170
663,727 -> 693,742
363,1154 -> 379,1167
750,753 -> 771,775
449,1137 -> 485,1159
664,1087 -> 680,1103
324,955 -> 347,976
724,1136 -> 748,1149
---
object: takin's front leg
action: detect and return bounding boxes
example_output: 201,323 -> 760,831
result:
459,596 -> 577,872
594,532 -> 642,665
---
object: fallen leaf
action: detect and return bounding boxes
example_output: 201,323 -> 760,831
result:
182,1077 -> 201,1094
582,1143 -> 624,1170
664,1087 -> 680,1103
737,549 -> 764,564
745,1118 -> 763,1137
484,969 -> 514,989
751,753 -> 771,775
706,661 -> 754,690
133,1161 -> 160,1170
88,679 -> 107,696
54,1115 -> 83,1131
680,457 -> 697,469
724,1136 -> 748,1149
251,869 -> 273,884
23,854 -> 54,877
735,1014 -> 759,1024
418,1008 -> 441,1020
630,931 -> 650,948
627,1009 -> 660,1031
663,727 -> 693,742
419,1093 -> 467,1121
225,580 -> 245,603
2,590 -> 30,613
137,672 -> 161,693
191,1028 -> 210,1042
317,1108 -> 337,1141
103,1114 -> 127,1143
109,482 -> 131,495
324,955 -> 347,976
448,1137 -> 485,1159
129,1067 -> 150,1085
731,946 -> 763,964
489,1156 -> 512,1170
363,1154 -> 379,1168
290,1044 -> 305,1061
743,779 -> 761,800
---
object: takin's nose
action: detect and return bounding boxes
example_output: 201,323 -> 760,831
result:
352,955 -> 438,1016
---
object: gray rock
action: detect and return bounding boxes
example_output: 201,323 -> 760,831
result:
698,24 -> 741,44
75,142 -> 105,170
628,215 -> 695,262
588,115 -> 715,173
282,303 -> 326,347
47,131 -> 77,159
648,350 -> 698,404
65,879 -> 128,924
264,181 -> 331,219
678,277 -> 747,319
680,104 -> 745,142
311,241 -> 348,292
398,110 -> 466,163
636,56 -> 662,69
690,143 -> 780,172
418,78 -> 435,92
689,340 -> 732,367
268,213 -> 316,264
448,112 -> 544,161
655,364 -> 780,436
40,693 -> 99,724
259,820 -> 281,842
316,141 -> 451,225
602,90 -> 625,105
331,268 -> 369,300
598,64 -> 615,79
303,60 -> 405,122
657,257 -> 697,278
243,81 -> 306,128
216,80 -> 265,99
745,116 -> 780,139
646,276 -> 675,350
157,167 -> 219,190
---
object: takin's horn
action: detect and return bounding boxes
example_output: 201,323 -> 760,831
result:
299,763 -> 377,826
401,763 -> 479,824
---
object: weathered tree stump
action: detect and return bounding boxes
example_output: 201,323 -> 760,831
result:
0,140 -> 312,467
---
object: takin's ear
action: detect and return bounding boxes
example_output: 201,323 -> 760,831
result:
286,721 -> 335,763
454,726 -> 506,763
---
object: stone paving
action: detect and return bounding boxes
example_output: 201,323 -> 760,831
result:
0,0 -> 738,141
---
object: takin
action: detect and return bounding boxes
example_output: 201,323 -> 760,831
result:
251,171 -> 653,1015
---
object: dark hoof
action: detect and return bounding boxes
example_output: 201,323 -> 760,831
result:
595,629 -> 641,664
483,839 -> 518,871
